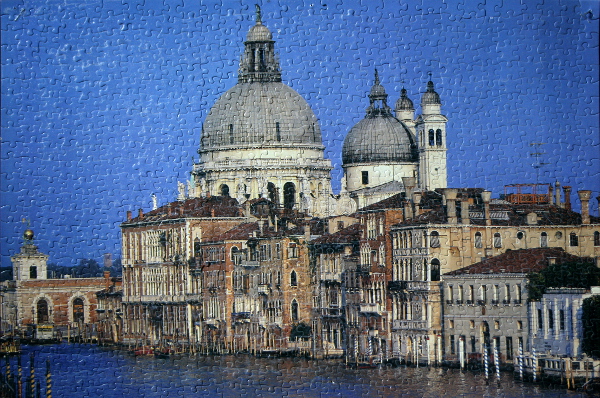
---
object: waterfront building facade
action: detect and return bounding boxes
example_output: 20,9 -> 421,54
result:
443,248 -> 587,367
389,185 -> 600,364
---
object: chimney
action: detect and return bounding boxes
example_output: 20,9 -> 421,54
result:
526,212 -> 538,225
211,208 -> 215,218
555,181 -> 562,208
258,219 -> 264,235
138,209 -> 144,220
563,186 -> 572,211
274,215 -> 278,232
548,257 -> 556,266
549,185 -> 554,205
413,192 -> 422,216
179,205 -> 184,216
578,190 -> 592,225
167,204 -> 172,217
104,271 -> 111,287
481,191 -> 492,226
404,199 -> 413,220
444,188 -> 458,224
304,223 -> 311,243
126,210 -> 132,221
402,177 -> 416,200
461,198 -> 470,224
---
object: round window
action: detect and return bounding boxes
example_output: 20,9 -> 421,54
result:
555,231 -> 563,239
517,231 -> 524,240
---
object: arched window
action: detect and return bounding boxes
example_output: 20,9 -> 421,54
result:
594,231 -> 600,246
428,129 -> 435,146
73,298 -> 84,323
276,122 -> 281,142
267,182 -> 278,204
430,259 -> 441,281
231,246 -> 242,265
290,270 -> 298,287
569,233 -> 579,247
291,300 -> 299,322
493,233 -> 502,248
37,299 -> 49,324
540,232 -> 548,248
430,231 -> 440,248
283,182 -> 296,209
474,232 -> 482,248
435,129 -> 442,146
219,184 -> 230,197
229,124 -> 234,144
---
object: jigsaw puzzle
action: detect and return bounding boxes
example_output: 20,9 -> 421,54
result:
1,0 -> 600,396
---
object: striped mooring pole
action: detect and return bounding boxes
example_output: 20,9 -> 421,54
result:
484,343 -> 489,380
518,340 -> 524,381
532,346 -> 537,382
29,352 -> 35,398
45,360 -> 51,398
494,340 -> 500,382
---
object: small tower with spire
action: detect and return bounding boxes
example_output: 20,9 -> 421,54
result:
395,86 -> 416,133
11,228 -> 48,281
415,75 -> 448,190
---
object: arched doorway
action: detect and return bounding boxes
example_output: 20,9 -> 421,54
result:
219,184 -> 230,197
283,182 -> 296,209
37,299 -> 49,324
73,298 -> 85,323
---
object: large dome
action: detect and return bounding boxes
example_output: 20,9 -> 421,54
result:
342,116 -> 417,165
200,82 -> 322,150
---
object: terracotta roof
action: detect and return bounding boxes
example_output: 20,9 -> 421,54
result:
311,223 -> 362,245
444,247 -> 588,276
124,196 -> 242,224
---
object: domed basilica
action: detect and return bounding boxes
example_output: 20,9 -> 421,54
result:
189,7 -> 448,214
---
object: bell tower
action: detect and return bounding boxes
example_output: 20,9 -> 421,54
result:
11,229 -> 48,281
416,78 -> 448,190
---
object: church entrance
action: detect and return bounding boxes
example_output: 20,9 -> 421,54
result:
283,182 -> 295,209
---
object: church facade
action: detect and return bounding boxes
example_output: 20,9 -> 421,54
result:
188,7 -> 448,216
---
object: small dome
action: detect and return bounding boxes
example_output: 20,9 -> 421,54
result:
421,80 -> 441,105
246,22 -> 272,42
342,116 -> 417,165
370,82 -> 386,97
395,88 -> 414,111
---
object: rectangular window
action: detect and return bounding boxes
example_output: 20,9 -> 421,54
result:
470,336 -> 476,353
548,309 -> 554,330
560,309 -> 565,330
361,171 -> 369,185
504,284 -> 511,304
570,233 -> 579,247
515,284 -> 522,303
457,285 -> 464,303
538,308 -> 543,330
517,320 -> 523,330
493,285 -> 499,303
506,337 -> 513,360
29,266 -> 37,279
450,335 -> 456,355
468,285 -> 474,303
449,320 -> 454,329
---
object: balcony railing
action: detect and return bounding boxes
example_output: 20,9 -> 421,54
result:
320,272 -> 342,282
392,320 -> 428,330
318,308 -> 343,317
359,303 -> 383,315
257,285 -> 269,295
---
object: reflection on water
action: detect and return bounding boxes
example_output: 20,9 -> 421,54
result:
4,345 -> 584,397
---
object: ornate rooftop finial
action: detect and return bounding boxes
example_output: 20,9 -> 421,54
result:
255,4 -> 262,24
428,71 -> 432,81
374,69 -> 380,85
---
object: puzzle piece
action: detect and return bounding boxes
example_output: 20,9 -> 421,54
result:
1,1 -> 599,397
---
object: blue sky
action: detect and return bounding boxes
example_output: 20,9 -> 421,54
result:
1,0 -> 599,268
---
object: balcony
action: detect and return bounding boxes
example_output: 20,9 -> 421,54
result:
388,281 -> 430,291
477,300 -> 486,306
318,308 -> 343,318
388,281 -> 406,291
257,285 -> 269,295
320,272 -> 342,282
240,260 -> 259,268
359,303 -> 383,315
392,319 -> 428,331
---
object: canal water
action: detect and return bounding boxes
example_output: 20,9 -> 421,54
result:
4,344 -> 585,397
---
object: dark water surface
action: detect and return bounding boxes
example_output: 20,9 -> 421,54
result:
5,344 -> 584,397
